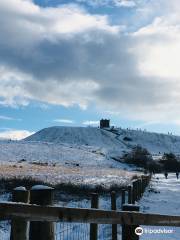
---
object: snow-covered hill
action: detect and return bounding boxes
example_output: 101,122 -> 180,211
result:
1,126 -> 180,188
114,128 -> 180,155
25,126 -> 180,156
25,126 -> 128,158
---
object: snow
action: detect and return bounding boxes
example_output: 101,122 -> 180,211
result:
31,185 -> 54,190
0,140 -> 122,168
140,173 -> 180,239
0,192 -> 10,240
0,162 -> 136,189
114,128 -> 180,155
25,126 -> 128,158
25,126 -> 180,157
1,125 -> 180,188
2,173 -> 180,239
14,186 -> 26,191
0,130 -> 136,188
2,126 -> 180,238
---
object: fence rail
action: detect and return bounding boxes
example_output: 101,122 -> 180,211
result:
1,201 -> 180,226
0,175 -> 153,240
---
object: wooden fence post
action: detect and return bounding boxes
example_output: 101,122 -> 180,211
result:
128,185 -> 132,204
136,181 -> 139,200
140,179 -> 143,197
142,177 -> 146,193
29,185 -> 55,240
132,181 -> 137,204
122,204 -> 140,240
10,187 -> 29,240
137,180 -> 141,200
111,191 -> 117,240
121,189 -> 126,208
90,193 -> 99,240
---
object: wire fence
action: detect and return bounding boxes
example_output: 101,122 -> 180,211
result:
0,221 -> 122,240
54,222 -> 122,240
0,221 -> 10,240
0,176 -> 150,240
0,192 -> 124,240
55,222 -> 90,240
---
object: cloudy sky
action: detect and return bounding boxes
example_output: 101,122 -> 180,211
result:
1,0 -> 180,139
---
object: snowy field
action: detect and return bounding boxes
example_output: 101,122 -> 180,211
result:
0,161 -> 136,189
140,173 -> 180,239
1,125 -> 180,188
0,137 -> 137,188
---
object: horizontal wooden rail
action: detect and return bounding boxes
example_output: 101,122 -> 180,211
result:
0,202 -> 180,227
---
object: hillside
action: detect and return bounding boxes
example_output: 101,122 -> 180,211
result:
25,126 -> 180,156
114,128 -> 180,155
1,126 -> 180,188
24,126 -> 128,158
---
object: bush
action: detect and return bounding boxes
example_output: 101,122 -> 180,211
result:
160,153 -> 180,171
123,137 -> 132,141
147,161 -> 162,173
123,145 -> 152,168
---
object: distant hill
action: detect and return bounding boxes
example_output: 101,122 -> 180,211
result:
25,126 -> 180,156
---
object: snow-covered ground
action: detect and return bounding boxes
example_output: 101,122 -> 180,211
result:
140,173 -> 180,239
2,174 -> 180,239
114,128 -> 180,155
0,191 -> 10,240
25,126 -> 180,156
0,137 -> 137,188
1,125 -> 180,188
25,126 -> 128,158
0,161 -> 136,189
0,140 -> 125,168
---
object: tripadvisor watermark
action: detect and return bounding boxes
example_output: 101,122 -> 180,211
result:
135,227 -> 175,236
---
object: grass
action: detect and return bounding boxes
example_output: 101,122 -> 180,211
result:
0,162 -> 141,193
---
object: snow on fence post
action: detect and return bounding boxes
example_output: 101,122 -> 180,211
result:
90,193 -> 99,240
122,204 -> 140,240
29,185 -> 55,240
111,191 -> 117,240
121,189 -> 126,208
128,185 -> 132,204
10,187 -> 30,240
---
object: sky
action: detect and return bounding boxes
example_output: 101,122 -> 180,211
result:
1,0 -> 180,139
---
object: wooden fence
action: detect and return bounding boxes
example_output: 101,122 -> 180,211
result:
0,175 -> 165,240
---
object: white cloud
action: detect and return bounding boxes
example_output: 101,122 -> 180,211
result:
0,130 -> 34,140
114,0 -> 136,7
54,119 -> 75,124
83,120 -> 99,125
2,0 -> 180,124
76,0 -> 136,8
0,115 -> 21,121
134,17 -> 180,79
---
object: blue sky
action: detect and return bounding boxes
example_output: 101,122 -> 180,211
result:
1,0 -> 180,139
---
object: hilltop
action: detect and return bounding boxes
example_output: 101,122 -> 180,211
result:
25,126 -> 180,156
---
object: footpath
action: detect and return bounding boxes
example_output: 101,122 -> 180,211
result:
140,173 -> 180,239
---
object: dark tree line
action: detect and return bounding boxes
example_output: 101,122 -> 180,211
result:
123,146 -> 180,173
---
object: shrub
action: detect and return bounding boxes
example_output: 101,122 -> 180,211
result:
123,145 -> 152,168
161,153 -> 180,171
147,161 -> 162,173
123,137 -> 132,141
